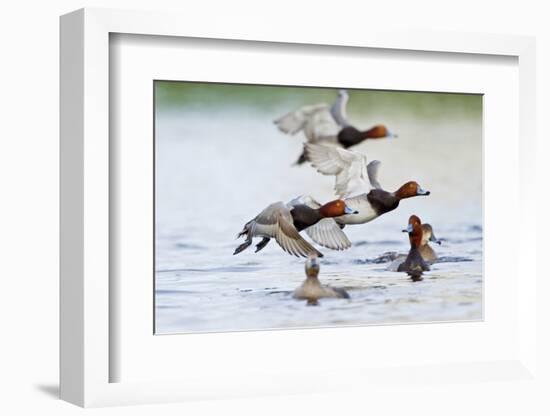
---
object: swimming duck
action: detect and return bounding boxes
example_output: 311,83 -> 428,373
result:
274,90 -> 395,165
398,215 -> 431,280
293,256 -> 350,305
233,198 -> 358,258
301,144 -> 430,246
386,222 -> 441,271
418,223 -> 441,262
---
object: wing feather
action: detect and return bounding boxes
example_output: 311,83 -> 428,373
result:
274,104 -> 329,135
305,144 -> 372,197
275,214 -> 323,258
330,90 -> 350,127
305,218 -> 352,250
303,107 -> 339,143
367,160 -> 382,189
287,195 -> 322,209
253,203 -> 322,258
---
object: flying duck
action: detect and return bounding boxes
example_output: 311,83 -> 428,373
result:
301,144 -> 430,247
233,197 -> 358,258
274,90 -> 396,164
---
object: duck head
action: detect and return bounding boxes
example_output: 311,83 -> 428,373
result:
365,124 -> 398,139
402,215 -> 424,248
305,256 -> 320,278
395,181 -> 430,199
421,224 -> 441,245
319,199 -> 358,217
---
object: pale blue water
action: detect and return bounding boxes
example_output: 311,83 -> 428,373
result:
154,96 -> 483,334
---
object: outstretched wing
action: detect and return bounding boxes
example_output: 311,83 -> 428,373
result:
305,218 -> 351,250
303,107 -> 340,143
330,90 -> 350,127
367,160 -> 383,189
286,194 -> 322,209
305,143 -> 372,198
273,103 -> 329,135
275,215 -> 324,258
253,202 -> 323,258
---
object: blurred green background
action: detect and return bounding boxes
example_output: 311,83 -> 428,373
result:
155,81 -> 482,121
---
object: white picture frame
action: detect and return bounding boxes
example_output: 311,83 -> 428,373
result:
60,8 -> 537,407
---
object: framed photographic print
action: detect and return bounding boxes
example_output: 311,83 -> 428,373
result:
60,8 -> 538,407
153,80 -> 483,334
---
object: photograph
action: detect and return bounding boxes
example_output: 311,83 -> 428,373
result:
154,81 -> 483,334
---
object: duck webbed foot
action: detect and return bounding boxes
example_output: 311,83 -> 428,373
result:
233,240 -> 252,255
255,237 -> 270,253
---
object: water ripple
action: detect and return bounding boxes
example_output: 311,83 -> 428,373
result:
157,265 -> 262,273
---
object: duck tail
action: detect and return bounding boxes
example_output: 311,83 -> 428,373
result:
236,220 -> 252,239
293,149 -> 308,166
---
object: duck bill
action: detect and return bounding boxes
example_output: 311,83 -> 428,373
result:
344,205 -> 359,215
416,186 -> 430,196
402,224 -> 413,233
429,234 -> 442,245
387,130 -> 398,139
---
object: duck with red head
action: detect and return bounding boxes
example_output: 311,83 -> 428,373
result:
329,179 -> 429,226
395,181 -> 430,199
385,221 -> 442,270
398,215 -> 431,280
300,145 -> 431,248
337,124 -> 396,149
273,90 -> 397,165
233,196 -> 358,258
